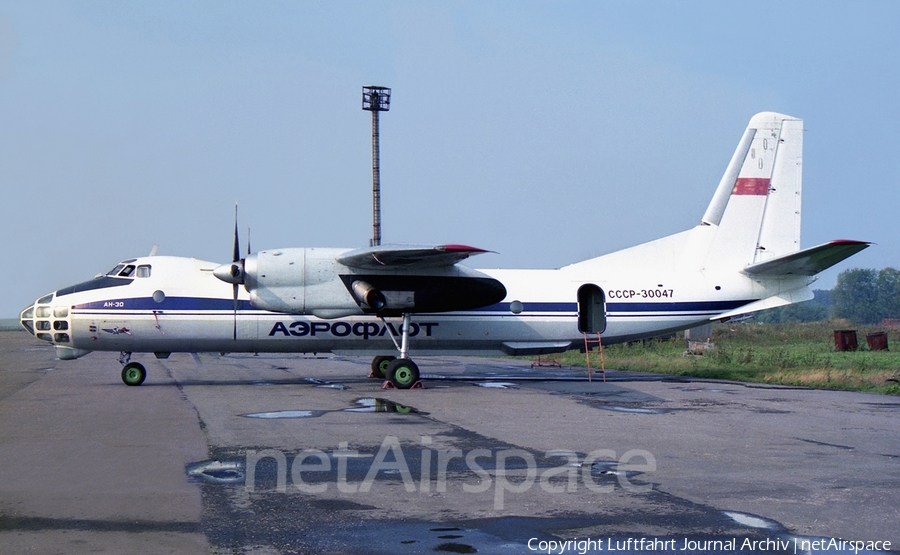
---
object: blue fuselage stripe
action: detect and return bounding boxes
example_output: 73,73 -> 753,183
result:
475,300 -> 751,314
73,297 -> 251,311
71,297 -> 755,316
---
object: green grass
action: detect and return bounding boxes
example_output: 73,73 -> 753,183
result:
556,320 -> 900,395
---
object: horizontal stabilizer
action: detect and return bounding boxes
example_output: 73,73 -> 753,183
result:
713,287 -> 815,321
742,240 -> 870,277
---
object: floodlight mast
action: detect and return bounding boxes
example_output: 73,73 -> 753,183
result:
362,86 -> 391,246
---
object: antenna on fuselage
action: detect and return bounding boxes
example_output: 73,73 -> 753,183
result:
362,86 -> 391,247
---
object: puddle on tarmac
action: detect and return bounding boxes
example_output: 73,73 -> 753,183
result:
580,459 -> 652,480
723,511 -> 782,530
470,382 -> 518,389
243,410 -> 328,419
345,398 -> 421,413
587,460 -> 623,476
590,404 -> 668,414
241,398 -> 424,419
578,396 -> 669,414
186,460 -> 245,484
606,406 -> 662,414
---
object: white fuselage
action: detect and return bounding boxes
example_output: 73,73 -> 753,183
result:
23,252 -> 807,361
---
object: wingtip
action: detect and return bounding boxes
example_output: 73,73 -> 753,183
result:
437,244 -> 495,255
828,239 -> 872,246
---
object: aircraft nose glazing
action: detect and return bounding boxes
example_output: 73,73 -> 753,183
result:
20,292 -> 71,344
19,304 -> 36,336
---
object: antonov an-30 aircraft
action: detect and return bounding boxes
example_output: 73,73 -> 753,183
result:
20,112 -> 869,388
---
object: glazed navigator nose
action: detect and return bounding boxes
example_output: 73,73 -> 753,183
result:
19,292 -> 70,343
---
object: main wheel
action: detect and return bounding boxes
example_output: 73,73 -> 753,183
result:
385,358 -> 420,389
121,362 -> 147,386
370,355 -> 396,379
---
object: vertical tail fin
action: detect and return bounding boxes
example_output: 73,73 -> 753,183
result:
703,112 -> 803,269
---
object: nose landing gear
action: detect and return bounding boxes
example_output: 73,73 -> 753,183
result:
122,362 -> 147,386
119,352 -> 147,386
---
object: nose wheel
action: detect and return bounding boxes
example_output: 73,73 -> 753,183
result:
121,362 -> 147,386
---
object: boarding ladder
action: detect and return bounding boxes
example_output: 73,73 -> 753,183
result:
582,332 -> 606,382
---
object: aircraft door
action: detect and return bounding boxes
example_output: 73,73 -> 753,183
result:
577,284 -> 606,334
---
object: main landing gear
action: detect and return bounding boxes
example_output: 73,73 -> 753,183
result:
369,313 -> 422,390
119,352 -> 147,386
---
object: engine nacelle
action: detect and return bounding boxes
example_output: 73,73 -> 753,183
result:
223,246 -> 507,318
243,248 -> 361,316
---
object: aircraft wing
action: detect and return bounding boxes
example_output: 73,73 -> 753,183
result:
337,244 -> 492,270
334,244 -> 504,316
742,240 -> 870,277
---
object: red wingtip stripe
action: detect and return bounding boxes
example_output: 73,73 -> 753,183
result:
829,239 -> 871,246
439,244 -> 489,253
732,177 -> 770,196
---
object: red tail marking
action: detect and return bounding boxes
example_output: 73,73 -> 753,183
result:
732,177 -> 770,196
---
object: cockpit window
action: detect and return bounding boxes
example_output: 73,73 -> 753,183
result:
136,265 -> 151,278
106,264 -> 136,278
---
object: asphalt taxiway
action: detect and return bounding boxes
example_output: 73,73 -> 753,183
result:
1,330 -> 898,554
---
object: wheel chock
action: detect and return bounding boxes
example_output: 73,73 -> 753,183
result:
381,380 -> 426,390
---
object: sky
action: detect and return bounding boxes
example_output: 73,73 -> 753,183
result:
1,1 -> 898,318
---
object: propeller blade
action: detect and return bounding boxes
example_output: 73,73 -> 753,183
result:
213,205 -> 246,285
233,203 -> 241,264
247,225 -> 252,256
233,283 -> 239,341
232,203 -> 240,340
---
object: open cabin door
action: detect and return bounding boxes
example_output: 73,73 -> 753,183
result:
577,284 -> 607,334
578,284 -> 608,382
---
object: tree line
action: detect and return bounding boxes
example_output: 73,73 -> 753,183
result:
756,268 -> 900,325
